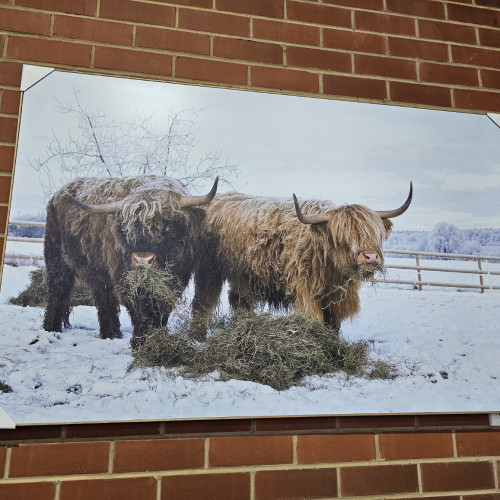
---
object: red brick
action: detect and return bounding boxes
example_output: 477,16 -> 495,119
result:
420,62 -> 479,86
255,416 -> 336,432
9,441 -> 109,477
210,436 -> 292,467
476,0 -> 500,6
419,19 -> 477,45
214,38 -> 283,64
463,495 -> 500,500
455,88 -> 500,112
159,0 -> 211,6
7,36 -> 91,68
94,46 -> 172,77
0,176 -> 11,202
482,69 -> 500,89
0,61 -> 23,87
216,0 -> 284,19
162,418 -> 252,434
323,74 -> 387,100
379,432 -> 454,460
251,66 -> 319,93
0,7 -> 51,35
404,497 -> 459,500
0,146 -> 13,172
324,0 -> 383,9
389,37 -> 449,62
100,0 -> 175,27
255,469 -> 337,500
179,9 -> 250,37
0,482 -> 56,500
176,57 -> 247,86
341,464 -> 419,496
324,28 -> 385,55
339,414 -> 415,429
448,4 -> 500,29
0,424 -> 62,441
416,414 -> 489,427
387,0 -> 445,19
390,81 -> 451,107
298,434 -> 375,463
53,15 -> 133,45
456,431 -> 500,456
114,438 -> 204,472
287,1 -> 351,28
16,0 -> 97,15
0,205 -> 7,232
1,89 -> 21,114
253,19 -> 320,46
0,236 -> 4,260
421,462 -> 494,492
65,421 -> 161,439
355,11 -> 416,36
453,45 -> 500,70
162,473 -> 250,500
136,26 -> 210,56
479,28 -> 500,49
0,117 -> 17,143
355,54 -> 416,79
60,477 -> 156,500
287,46 -> 351,72
0,446 -> 5,472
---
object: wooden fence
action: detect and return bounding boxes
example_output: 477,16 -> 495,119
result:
5,221 -> 500,292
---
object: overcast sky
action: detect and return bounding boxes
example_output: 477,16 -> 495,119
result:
10,68 -> 500,230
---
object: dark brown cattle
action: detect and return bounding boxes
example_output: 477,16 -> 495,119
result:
43,174 -> 217,348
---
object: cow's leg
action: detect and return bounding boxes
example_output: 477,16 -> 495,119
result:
43,261 -> 75,332
89,279 -> 122,340
191,262 -> 225,341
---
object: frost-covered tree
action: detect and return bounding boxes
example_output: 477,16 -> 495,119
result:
30,88 -> 238,200
427,222 -> 465,255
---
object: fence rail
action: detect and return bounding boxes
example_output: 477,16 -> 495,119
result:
377,249 -> 500,292
4,221 -> 500,292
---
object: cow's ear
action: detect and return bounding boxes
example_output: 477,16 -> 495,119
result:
383,219 -> 393,238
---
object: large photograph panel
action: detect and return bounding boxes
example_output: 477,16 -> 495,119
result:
1,68 -> 499,424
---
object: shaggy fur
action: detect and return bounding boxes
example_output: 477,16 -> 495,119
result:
43,175 -> 207,348
191,193 -> 394,338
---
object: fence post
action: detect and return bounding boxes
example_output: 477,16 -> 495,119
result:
416,253 -> 422,291
478,258 -> 484,294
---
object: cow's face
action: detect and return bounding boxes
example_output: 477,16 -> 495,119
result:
326,205 -> 392,278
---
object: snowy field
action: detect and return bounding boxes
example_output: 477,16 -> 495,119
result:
0,261 -> 499,424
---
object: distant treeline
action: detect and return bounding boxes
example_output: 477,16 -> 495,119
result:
387,224 -> 500,257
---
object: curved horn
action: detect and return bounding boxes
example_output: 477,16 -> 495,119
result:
375,181 -> 413,219
179,177 -> 219,208
293,194 -> 330,225
63,192 -> 122,215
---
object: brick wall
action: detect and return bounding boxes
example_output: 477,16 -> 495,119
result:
1,0 -> 500,498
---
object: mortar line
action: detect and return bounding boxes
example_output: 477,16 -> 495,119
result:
3,446 -> 11,479
250,470 -> 255,500
204,437 -> 210,469
493,457 -> 499,490
108,441 -> 115,473
452,431 -> 458,458
54,480 -> 61,500
292,435 -> 298,465
336,466 -> 342,498
156,474 -> 162,500
374,434 -> 380,461
417,462 -> 423,493
96,0 -> 101,17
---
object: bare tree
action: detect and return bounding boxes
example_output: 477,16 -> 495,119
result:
30,87 -> 238,200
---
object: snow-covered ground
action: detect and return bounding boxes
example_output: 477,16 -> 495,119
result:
0,262 -> 499,424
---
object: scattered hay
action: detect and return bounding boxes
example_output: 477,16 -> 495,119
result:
128,329 -> 196,371
122,266 -> 181,307
9,268 -> 94,307
129,310 -> 393,391
188,312 -> 370,390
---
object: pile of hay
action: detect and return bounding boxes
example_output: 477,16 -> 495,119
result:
9,268 -> 94,307
130,311 -> 396,391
